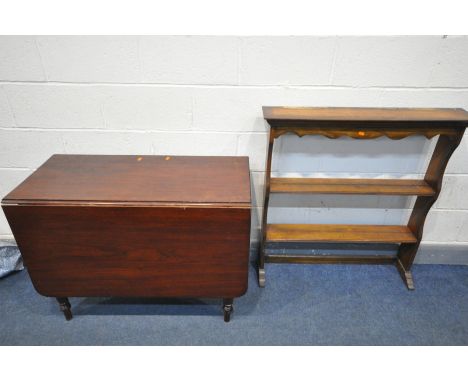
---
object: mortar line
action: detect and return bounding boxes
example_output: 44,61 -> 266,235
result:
327,37 -> 339,85
1,87 -> 18,127
33,37 -> 49,82
2,80 -> 468,91
0,126 -> 268,134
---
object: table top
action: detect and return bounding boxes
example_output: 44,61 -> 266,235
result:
2,155 -> 251,207
263,107 -> 468,124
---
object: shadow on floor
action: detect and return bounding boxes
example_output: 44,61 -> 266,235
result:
74,296 -> 223,317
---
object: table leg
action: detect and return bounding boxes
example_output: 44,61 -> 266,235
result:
222,298 -> 234,323
56,297 -> 73,321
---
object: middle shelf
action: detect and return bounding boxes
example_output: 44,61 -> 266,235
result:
270,177 -> 435,196
266,224 -> 417,244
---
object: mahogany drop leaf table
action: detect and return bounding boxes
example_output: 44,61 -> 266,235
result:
2,155 -> 251,322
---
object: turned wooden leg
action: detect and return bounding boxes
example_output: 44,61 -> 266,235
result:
222,298 -> 234,323
56,297 -> 73,321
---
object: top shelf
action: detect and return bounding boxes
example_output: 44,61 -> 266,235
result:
263,107 -> 468,124
262,107 -> 468,140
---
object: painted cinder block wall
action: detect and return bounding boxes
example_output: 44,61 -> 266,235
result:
1,36 -> 468,263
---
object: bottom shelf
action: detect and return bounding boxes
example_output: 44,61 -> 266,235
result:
265,254 -> 396,265
266,224 -> 417,244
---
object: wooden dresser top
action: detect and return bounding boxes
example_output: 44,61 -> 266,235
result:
2,155 -> 251,207
263,107 -> 468,124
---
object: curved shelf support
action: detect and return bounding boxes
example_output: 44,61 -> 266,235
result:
396,131 -> 465,289
258,129 -> 274,288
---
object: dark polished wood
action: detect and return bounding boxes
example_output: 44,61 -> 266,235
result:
2,155 -> 251,321
4,205 -> 251,298
259,107 -> 467,289
4,154 -> 251,206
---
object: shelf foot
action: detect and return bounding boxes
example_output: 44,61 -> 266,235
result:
258,267 -> 265,288
396,260 -> 415,290
223,298 -> 234,323
56,297 -> 73,321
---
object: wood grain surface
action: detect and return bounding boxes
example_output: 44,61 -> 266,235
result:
266,224 -> 417,244
263,106 -> 468,123
4,205 -> 251,298
3,155 -> 251,206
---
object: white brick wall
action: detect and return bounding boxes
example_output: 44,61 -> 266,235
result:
1,36 -> 468,256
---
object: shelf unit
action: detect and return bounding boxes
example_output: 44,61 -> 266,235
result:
258,107 -> 468,290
